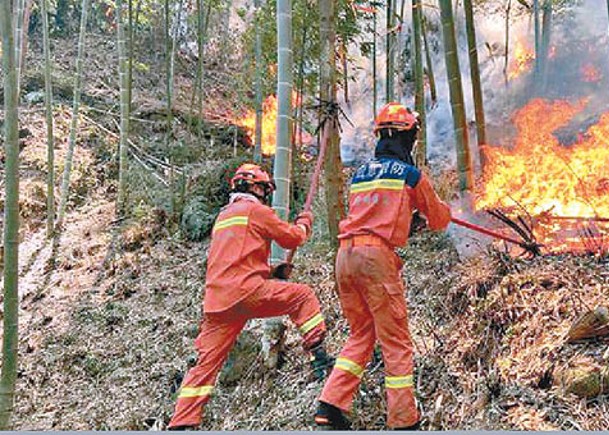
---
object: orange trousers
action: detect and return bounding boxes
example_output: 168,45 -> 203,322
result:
168,279 -> 326,429
319,244 -> 419,428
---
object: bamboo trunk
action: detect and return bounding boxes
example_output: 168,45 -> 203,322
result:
56,0 -> 90,227
503,0 -> 511,83
422,14 -> 437,105
320,0 -> 344,248
40,0 -> 55,237
253,0 -> 264,162
271,0 -> 294,262
539,0 -> 552,94
386,0 -> 395,102
533,0 -> 540,78
0,1 -> 20,428
262,0 -> 294,372
439,0 -> 474,191
372,1 -> 377,116
14,0 -> 25,94
412,0 -> 426,167
463,0 -> 486,169
116,0 -> 130,215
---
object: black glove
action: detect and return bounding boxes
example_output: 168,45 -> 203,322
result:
409,210 -> 428,236
271,262 -> 294,280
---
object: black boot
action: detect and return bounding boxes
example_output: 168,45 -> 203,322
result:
309,344 -> 335,381
314,401 -> 352,430
393,421 -> 421,431
167,425 -> 197,431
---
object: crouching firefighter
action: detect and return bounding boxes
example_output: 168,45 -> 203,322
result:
314,103 -> 452,430
168,163 -> 332,430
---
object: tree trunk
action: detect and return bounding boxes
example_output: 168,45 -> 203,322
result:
422,14 -> 437,105
116,0 -> 130,215
41,0 -> 55,237
296,17 -> 307,150
127,0 -> 134,115
386,0 -> 395,102
439,0 -> 474,191
271,0 -> 293,245
412,0 -> 426,167
189,0 -> 210,137
372,1 -> 377,117
56,0 -> 90,227
463,0 -> 486,168
503,0 -> 511,83
533,0 -> 540,78
320,0 -> 344,247
14,0 -> 25,94
0,1 -> 20,428
253,0 -> 264,162
539,0 -> 552,94
263,0 -> 294,372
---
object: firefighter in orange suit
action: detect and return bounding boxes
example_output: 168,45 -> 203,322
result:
168,163 -> 331,430
314,103 -> 451,430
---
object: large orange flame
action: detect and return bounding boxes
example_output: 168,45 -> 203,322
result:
508,40 -> 535,80
236,95 -> 279,156
236,93 -> 309,156
476,99 -> 609,252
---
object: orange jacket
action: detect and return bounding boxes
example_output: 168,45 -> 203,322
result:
203,194 -> 308,313
339,157 -> 451,247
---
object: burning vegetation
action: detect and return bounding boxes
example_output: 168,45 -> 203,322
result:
235,93 -> 310,156
508,40 -> 535,80
476,99 -> 609,253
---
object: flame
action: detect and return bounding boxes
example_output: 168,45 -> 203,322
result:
476,99 -> 609,252
236,93 -> 308,156
508,40 -> 535,80
581,63 -> 601,82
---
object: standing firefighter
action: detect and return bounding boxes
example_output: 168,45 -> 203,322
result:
168,163 -> 332,430
314,103 -> 451,430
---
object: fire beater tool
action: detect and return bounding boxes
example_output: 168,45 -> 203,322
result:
271,112 -> 334,280
451,216 -> 543,256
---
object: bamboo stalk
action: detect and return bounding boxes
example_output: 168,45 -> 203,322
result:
271,0 -> 294,264
40,0 -> 55,237
422,14 -> 437,105
56,0 -> 91,227
253,0 -> 264,162
0,0 -> 20,427
116,0 -> 130,215
439,0 -> 474,191
463,0 -> 486,168
413,0 -> 426,167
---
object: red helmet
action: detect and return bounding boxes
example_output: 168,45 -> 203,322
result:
230,163 -> 276,191
374,102 -> 418,132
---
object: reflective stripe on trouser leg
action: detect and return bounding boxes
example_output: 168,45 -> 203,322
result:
169,383 -> 214,427
385,373 -> 418,428
334,357 -> 365,378
168,313 -> 245,428
298,313 -> 326,340
385,374 -> 413,389
245,280 -> 326,349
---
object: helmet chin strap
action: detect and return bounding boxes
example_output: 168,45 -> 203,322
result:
248,184 -> 273,204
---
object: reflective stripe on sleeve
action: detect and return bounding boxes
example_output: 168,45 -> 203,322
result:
334,357 -> 364,378
299,313 -> 324,335
213,216 -> 249,233
178,385 -> 214,398
385,374 -> 414,389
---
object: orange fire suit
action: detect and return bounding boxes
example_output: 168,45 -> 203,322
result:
169,194 -> 326,429
319,157 -> 450,428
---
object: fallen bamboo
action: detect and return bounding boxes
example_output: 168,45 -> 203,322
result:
544,215 -> 609,223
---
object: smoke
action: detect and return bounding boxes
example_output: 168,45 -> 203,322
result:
339,0 -> 609,170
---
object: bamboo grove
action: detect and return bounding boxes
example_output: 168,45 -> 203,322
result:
2,0 -> 609,429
